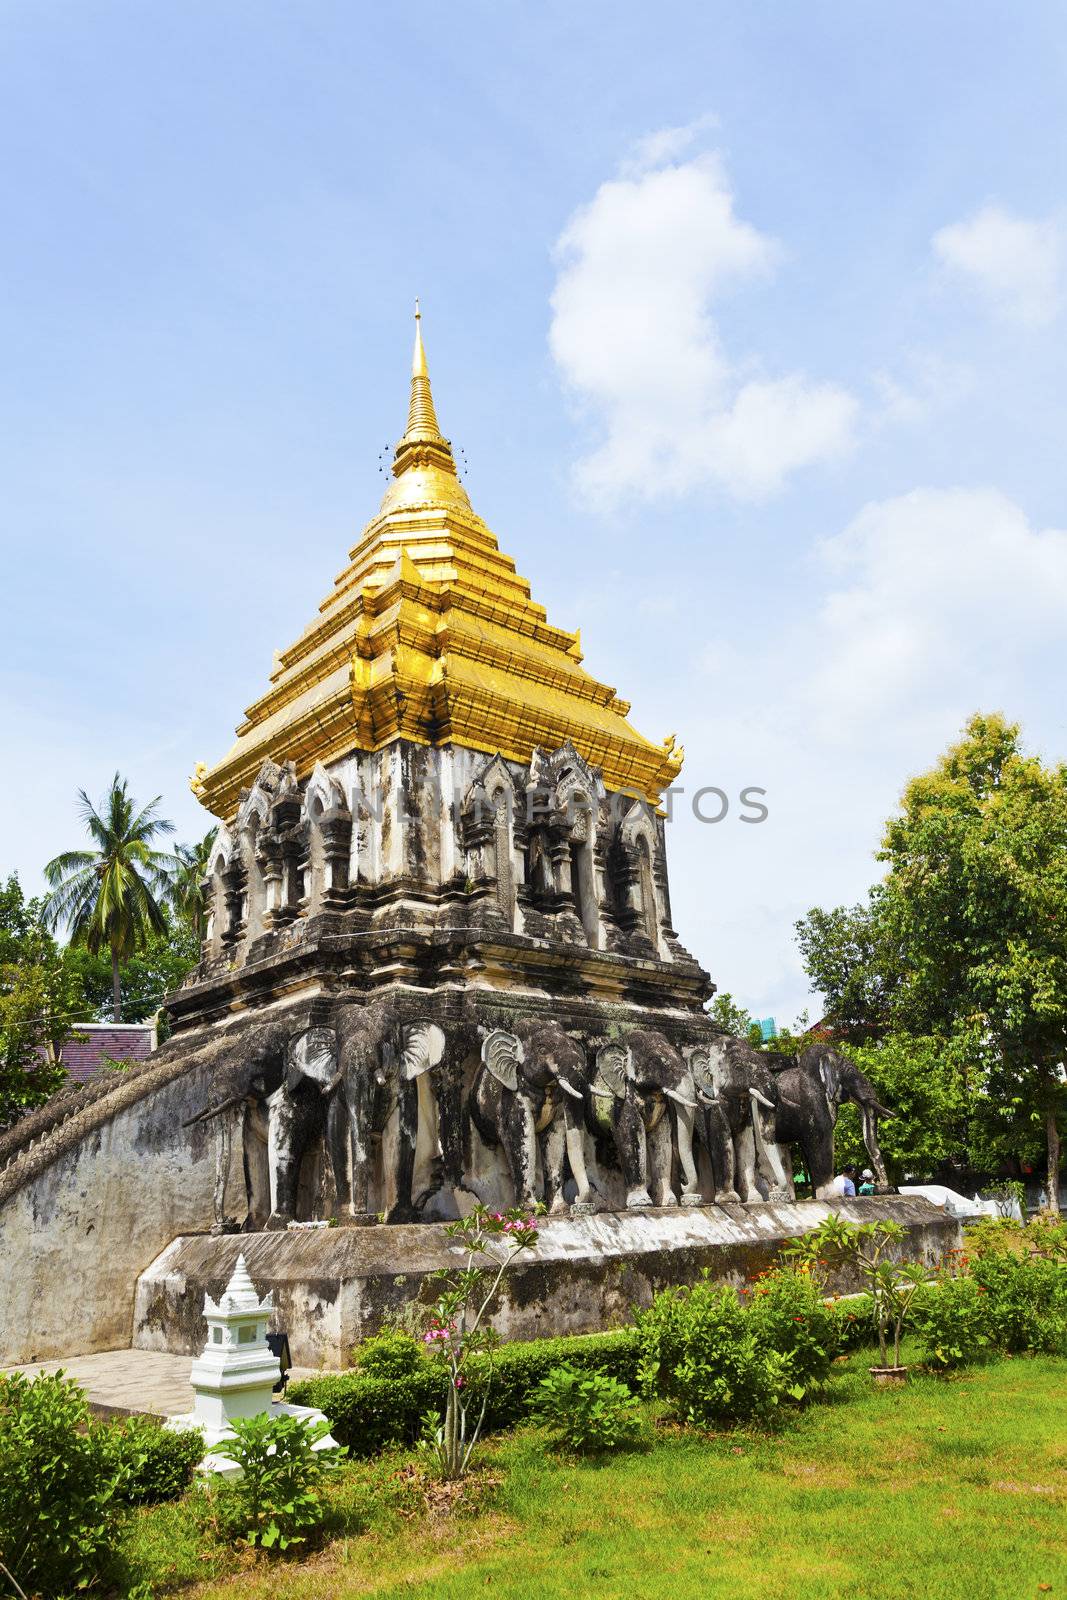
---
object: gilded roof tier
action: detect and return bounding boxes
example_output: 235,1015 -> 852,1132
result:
193,308 -> 684,820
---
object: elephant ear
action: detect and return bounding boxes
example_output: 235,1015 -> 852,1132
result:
595,1042 -> 630,1099
687,1045 -> 716,1100
286,1027 -> 337,1091
481,1029 -> 524,1091
399,1022 -> 446,1081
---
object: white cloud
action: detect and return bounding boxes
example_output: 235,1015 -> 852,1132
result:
550,134 -> 858,506
659,485 -> 1067,1022
806,487 -> 1067,743
933,204 -> 1063,327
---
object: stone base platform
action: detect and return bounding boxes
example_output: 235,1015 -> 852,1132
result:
132,1197 -> 959,1369
0,1349 -> 324,1420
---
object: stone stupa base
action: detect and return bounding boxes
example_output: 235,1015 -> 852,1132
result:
133,1196 -> 958,1369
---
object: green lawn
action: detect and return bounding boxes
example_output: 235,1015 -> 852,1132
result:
128,1350 -> 1067,1600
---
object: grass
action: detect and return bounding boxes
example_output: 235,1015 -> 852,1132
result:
125,1347 -> 1067,1600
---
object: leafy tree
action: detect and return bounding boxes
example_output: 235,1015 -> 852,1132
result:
829,1033 -> 984,1183
166,828 -> 217,941
794,892 -> 903,1044
0,875 -> 80,1126
43,775 -> 175,1022
67,913 -> 199,1030
799,715 -> 1067,1210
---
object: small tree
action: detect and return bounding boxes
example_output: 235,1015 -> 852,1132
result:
789,1215 -> 929,1372
0,877 -> 81,1127
418,1205 -> 538,1480
166,828 -> 218,942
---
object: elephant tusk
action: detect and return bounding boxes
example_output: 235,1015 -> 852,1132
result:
557,1078 -> 584,1100
589,1083 -> 615,1100
750,1088 -> 775,1110
871,1101 -> 895,1119
182,1091 -> 244,1128
665,1087 -> 699,1109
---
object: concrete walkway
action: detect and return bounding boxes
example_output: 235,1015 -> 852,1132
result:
1,1349 -> 321,1418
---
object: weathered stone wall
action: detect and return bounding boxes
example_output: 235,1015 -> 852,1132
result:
0,1052 -> 227,1366
132,1197 -> 960,1369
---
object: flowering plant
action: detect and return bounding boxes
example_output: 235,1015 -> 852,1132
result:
417,1204 -> 539,1479
786,1215 -> 930,1371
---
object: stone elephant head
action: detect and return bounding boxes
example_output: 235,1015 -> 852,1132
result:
470,1019 -> 593,1213
264,1025 -> 337,1229
182,1013 -> 307,1233
685,1035 -> 791,1205
773,1044 -> 894,1198
326,1001 -> 452,1226
590,1028 -> 702,1209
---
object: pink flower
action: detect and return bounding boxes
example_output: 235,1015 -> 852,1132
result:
454,1375 -> 465,1389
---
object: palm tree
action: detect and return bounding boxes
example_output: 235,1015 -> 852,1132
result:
167,827 -> 218,942
43,775 -> 175,1021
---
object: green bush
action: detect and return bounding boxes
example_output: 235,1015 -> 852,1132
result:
636,1280 -> 796,1428
743,1266 -> 841,1395
530,1365 -> 642,1455
102,1415 -> 205,1506
0,1371 -> 127,1599
351,1329 -> 425,1380
288,1369 -> 444,1455
914,1272 -> 993,1371
291,1328 -> 640,1454
834,1294 -> 879,1350
209,1412 -> 345,1553
969,1250 -> 1067,1356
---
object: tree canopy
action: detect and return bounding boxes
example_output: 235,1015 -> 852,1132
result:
43,775 -> 175,1021
798,713 -> 1067,1206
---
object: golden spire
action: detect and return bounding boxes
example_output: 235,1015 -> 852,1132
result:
397,300 -> 450,456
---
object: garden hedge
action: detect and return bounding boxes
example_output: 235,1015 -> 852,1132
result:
289,1328 -> 640,1454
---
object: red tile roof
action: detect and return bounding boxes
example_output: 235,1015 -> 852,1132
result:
61,1024 -> 156,1084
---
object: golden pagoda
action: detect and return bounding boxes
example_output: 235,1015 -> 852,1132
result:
194,306 -> 683,822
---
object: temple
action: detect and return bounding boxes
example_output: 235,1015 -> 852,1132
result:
0,311 -> 928,1373
175,307 -> 706,1029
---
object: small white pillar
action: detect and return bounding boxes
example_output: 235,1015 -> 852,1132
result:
189,1255 -> 281,1433
166,1254 -> 338,1475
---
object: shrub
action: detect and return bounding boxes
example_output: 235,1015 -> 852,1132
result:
530,1365 -> 642,1455
102,1415 -> 205,1506
290,1328 -> 641,1454
914,1272 -> 993,1372
0,1371 -> 126,1599
743,1266 -> 841,1395
209,1412 -> 345,1553
352,1329 -> 425,1380
969,1250 -> 1067,1356
288,1369 -> 444,1455
636,1280 -> 795,1428
834,1294 -> 878,1350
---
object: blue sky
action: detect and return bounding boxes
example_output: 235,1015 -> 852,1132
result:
2,1 -> 1065,1021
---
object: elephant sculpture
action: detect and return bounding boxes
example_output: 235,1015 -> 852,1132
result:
470,1019 -> 594,1213
771,1044 -> 893,1199
325,1000 -> 465,1225
686,1035 -> 792,1204
182,1015 -> 297,1232
265,1025 -> 338,1229
590,1029 -> 703,1209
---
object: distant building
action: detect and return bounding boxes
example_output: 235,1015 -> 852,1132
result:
61,1021 -> 157,1084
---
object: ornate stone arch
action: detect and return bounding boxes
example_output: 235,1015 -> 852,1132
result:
234,783 -> 271,942
462,754 -> 518,926
204,826 -> 233,959
303,762 -> 352,913
618,797 -> 661,951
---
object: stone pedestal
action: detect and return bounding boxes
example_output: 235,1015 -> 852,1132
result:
134,1196 -> 959,1370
